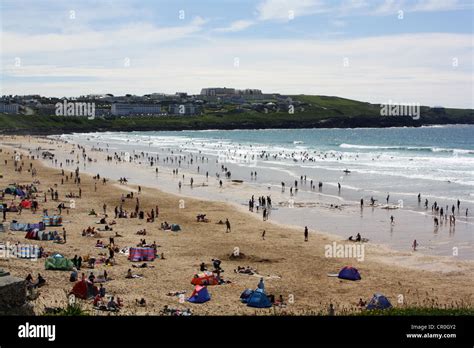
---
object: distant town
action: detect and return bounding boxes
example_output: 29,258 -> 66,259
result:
0,88 -> 306,117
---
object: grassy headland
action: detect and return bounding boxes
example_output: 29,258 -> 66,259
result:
0,95 -> 472,135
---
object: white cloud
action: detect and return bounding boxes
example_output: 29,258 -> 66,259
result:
214,20 -> 255,32
2,33 -> 472,108
373,0 -> 468,15
256,0 -> 327,21
1,18 -> 207,55
410,0 -> 463,12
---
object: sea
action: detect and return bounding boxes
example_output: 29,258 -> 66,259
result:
52,125 -> 474,259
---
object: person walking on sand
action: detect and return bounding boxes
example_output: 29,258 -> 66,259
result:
262,230 -> 266,240
304,226 -> 308,242
225,219 -> 231,233
62,228 -> 67,243
412,239 -> 418,251
103,203 -> 107,215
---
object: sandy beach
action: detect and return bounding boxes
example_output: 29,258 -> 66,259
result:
0,135 -> 473,315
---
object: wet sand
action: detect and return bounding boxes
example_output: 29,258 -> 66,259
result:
0,135 -> 472,315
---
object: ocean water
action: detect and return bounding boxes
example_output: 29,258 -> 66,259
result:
53,125 -> 474,259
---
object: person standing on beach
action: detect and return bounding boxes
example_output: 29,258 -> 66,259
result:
390,215 -> 394,224
338,183 -> 341,193
225,219 -> 231,233
103,203 -> 107,215
386,194 -> 390,204
62,228 -> 67,243
412,240 -> 418,251
418,193 -> 421,203
328,303 -> 335,316
262,230 -> 266,240
304,226 -> 308,242
2,203 -> 6,221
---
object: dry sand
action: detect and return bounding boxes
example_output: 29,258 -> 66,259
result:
0,135 -> 472,315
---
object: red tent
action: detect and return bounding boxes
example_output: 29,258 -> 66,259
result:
20,200 -> 32,209
70,280 -> 98,300
191,271 -> 219,286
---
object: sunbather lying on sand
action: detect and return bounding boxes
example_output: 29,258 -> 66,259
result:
166,290 -> 187,296
161,305 -> 192,316
125,268 -> 143,278
234,266 -> 257,275
132,262 -> 154,268
196,214 -> 209,222
136,298 -> 147,306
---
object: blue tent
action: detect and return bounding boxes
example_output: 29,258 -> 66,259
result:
247,288 -> 272,308
187,285 -> 210,304
15,188 -> 26,197
338,266 -> 361,281
240,288 -> 253,303
366,293 -> 392,310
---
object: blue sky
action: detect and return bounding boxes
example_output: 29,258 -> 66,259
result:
1,0 -> 473,107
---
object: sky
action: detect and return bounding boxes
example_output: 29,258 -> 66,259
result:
0,0 -> 473,107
